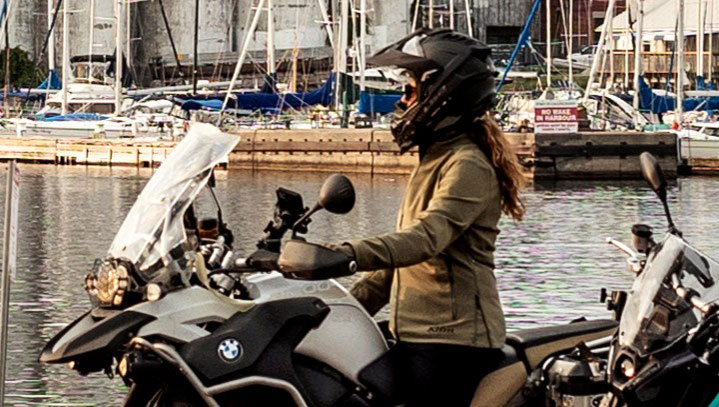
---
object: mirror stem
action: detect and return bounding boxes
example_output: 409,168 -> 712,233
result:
292,203 -> 320,236
662,200 -> 681,236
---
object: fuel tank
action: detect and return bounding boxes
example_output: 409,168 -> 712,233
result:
244,272 -> 389,384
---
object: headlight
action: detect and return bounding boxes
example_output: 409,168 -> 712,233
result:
85,259 -> 130,307
620,358 -> 636,378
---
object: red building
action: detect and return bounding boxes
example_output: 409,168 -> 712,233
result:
540,0 -> 627,55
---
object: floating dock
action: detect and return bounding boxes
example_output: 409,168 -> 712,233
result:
0,130 -> 678,180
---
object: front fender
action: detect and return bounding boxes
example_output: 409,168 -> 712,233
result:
39,308 -> 155,364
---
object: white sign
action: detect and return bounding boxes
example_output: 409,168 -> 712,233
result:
8,163 -> 19,281
535,100 -> 579,134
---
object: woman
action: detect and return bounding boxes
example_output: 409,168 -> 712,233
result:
334,29 -> 526,406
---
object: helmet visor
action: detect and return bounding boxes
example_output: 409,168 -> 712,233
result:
367,30 -> 442,77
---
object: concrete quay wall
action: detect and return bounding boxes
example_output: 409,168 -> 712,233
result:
533,132 -> 677,180
0,130 -> 678,180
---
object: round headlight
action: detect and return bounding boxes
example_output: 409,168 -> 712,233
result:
91,260 -> 129,307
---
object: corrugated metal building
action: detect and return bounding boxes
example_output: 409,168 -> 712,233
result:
10,0 -> 542,87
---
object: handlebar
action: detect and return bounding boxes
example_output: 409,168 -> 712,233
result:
606,237 -> 644,274
671,274 -> 716,315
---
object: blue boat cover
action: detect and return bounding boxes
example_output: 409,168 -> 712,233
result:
37,70 -> 62,90
0,92 -> 43,101
41,113 -> 109,122
639,76 -> 719,114
358,92 -> 401,115
182,73 -> 336,113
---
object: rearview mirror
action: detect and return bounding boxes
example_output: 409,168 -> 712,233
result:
291,174 -> 356,234
318,174 -> 355,214
639,152 -> 679,234
639,152 -> 667,200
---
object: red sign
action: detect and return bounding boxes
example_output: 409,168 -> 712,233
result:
535,100 -> 579,133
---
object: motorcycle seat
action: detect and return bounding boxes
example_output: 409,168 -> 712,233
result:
506,319 -> 617,370
470,345 -> 527,407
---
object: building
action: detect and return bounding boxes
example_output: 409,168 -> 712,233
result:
9,0 -> 552,88
601,0 -> 719,89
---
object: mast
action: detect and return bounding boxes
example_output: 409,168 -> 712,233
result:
608,0 -> 614,88
632,0 -> 643,114
221,0 -> 265,113
624,7 -> 629,90
429,0 -> 434,28
88,0 -> 95,82
61,0 -> 69,114
450,0 -> 455,29
47,0 -> 56,102
559,0 -> 572,86
316,0 -> 335,48
114,0 -> 123,115
360,0 -> 366,91
698,0 -> 705,79
412,0 -> 420,31
677,0 -> 685,124
464,0 -> 473,37
192,0 -> 199,94
267,0 -> 275,77
583,0 -> 617,101
710,0 -> 714,82
546,0 -> 552,89
126,0 -> 131,85
569,0 -> 573,86
339,0 -> 349,126
4,3 -> 9,116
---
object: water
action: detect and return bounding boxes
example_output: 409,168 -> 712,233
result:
3,164 -> 719,405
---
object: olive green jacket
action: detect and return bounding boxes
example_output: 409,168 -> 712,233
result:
347,134 -> 506,348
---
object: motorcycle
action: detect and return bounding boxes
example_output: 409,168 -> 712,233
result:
40,123 -> 618,406
597,153 -> 719,407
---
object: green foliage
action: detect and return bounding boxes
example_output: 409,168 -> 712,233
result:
0,47 -> 39,89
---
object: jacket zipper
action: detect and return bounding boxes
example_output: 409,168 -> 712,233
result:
393,268 -> 400,340
446,259 -> 458,320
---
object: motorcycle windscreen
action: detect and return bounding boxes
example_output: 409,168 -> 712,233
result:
108,123 -> 239,279
619,234 -> 719,356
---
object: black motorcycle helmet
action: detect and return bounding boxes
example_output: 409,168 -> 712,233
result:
368,28 -> 498,153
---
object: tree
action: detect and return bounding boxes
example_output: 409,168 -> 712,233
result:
0,47 -> 40,89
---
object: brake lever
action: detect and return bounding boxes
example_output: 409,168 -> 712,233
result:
606,237 -> 643,274
606,237 -> 639,258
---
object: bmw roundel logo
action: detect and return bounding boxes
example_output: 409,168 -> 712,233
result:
217,338 -> 243,362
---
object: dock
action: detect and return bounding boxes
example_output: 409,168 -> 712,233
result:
0,129 -> 680,180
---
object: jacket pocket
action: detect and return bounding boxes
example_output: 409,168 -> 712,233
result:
445,258 -> 458,320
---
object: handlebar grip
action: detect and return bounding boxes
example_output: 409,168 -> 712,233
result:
246,249 -> 280,271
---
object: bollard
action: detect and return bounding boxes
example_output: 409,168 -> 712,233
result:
0,160 -> 19,404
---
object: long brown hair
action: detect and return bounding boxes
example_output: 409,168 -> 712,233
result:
470,113 -> 526,221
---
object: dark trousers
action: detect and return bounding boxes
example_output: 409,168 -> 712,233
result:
388,341 -> 504,407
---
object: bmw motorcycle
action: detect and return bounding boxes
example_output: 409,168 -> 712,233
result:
40,124 -> 620,406
595,153 -> 719,407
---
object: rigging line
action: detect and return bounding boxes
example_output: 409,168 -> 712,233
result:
33,0 -> 63,72
158,0 -> 184,81
212,0 -> 239,82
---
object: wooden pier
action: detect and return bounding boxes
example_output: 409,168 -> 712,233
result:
0,129 -> 679,180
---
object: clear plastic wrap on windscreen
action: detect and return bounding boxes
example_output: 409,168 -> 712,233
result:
619,234 -> 719,355
108,124 -> 239,278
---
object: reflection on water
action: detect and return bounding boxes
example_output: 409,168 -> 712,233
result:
3,164 -> 719,405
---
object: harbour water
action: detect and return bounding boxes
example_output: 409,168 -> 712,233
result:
3,164 -> 719,405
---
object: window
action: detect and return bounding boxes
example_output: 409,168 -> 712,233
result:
486,26 -> 522,45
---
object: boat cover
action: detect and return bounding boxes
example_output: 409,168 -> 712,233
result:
358,92 -> 401,115
639,77 -> 719,114
181,73 -> 336,113
37,70 -> 62,90
41,113 -> 109,122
